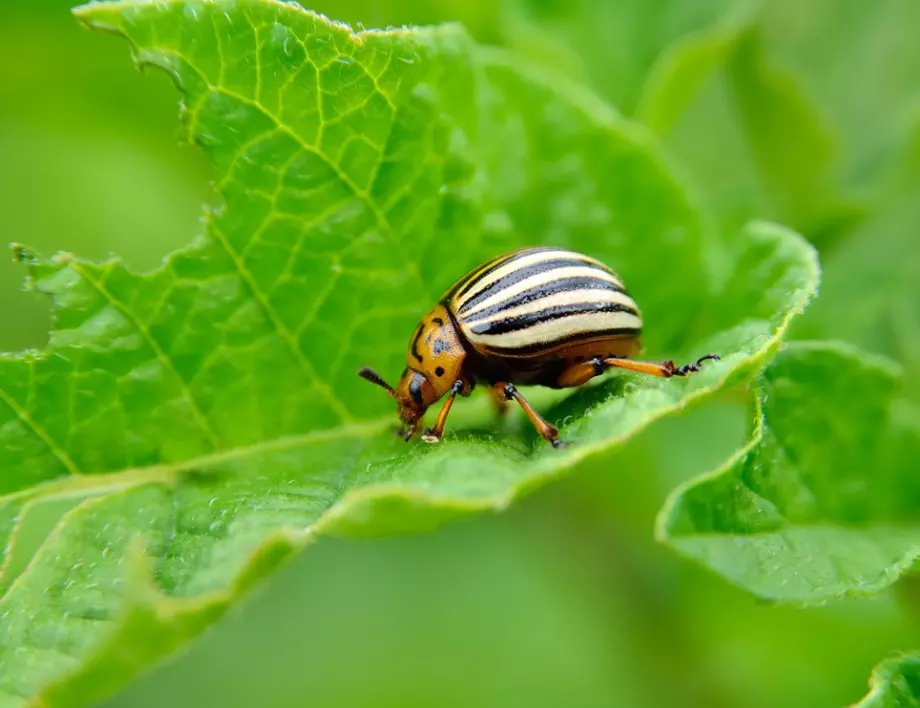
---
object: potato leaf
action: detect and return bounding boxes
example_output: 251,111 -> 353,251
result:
858,653 -> 920,708
0,0 -> 817,705
658,341 -> 920,604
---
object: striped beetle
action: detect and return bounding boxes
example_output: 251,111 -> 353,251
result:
359,246 -> 718,447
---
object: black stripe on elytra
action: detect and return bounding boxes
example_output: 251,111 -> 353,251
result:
469,301 -> 640,337
448,247 -> 560,301
461,275 -> 627,322
483,327 -> 642,356
458,257 -> 619,315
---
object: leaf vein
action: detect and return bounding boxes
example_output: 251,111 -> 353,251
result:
0,382 -> 83,478
156,45 -> 434,301
208,222 -> 353,422
69,261 -> 222,450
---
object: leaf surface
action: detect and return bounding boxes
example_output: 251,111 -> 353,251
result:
0,1 -> 817,705
658,342 -> 920,604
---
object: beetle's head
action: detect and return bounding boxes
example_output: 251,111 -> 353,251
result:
358,305 -> 465,440
357,366 -> 436,439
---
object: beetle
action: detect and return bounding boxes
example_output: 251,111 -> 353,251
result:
358,246 -> 718,448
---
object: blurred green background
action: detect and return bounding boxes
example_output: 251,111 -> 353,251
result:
2,1 -> 918,706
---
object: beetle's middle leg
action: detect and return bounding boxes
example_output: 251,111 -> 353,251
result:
556,354 -> 719,387
494,382 -> 566,448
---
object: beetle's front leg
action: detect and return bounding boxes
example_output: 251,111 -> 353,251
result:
556,354 -> 719,387
421,379 -> 465,443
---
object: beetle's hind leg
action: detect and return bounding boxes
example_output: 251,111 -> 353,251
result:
556,353 -> 719,387
495,382 -> 567,449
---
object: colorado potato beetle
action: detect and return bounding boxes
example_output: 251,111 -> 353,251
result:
359,246 -> 718,447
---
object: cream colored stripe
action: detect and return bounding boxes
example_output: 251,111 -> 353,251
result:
465,310 -> 643,349
461,266 -> 624,318
454,249 -> 603,307
464,288 -> 637,328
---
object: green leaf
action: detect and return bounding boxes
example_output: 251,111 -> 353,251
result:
655,21 -> 865,252
0,0 -> 817,704
755,0 -> 920,195
858,653 -> 920,708
658,341 -> 920,604
484,1 -> 865,252
504,0 -> 742,116
723,28 -> 866,250
794,119 -> 920,403
635,0 -> 759,134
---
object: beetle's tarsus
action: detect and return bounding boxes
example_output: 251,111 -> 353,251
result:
421,428 -> 441,444
551,438 -> 569,449
673,353 -> 720,377
697,353 -> 720,366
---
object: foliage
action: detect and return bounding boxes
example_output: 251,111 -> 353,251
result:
0,0 -> 917,706
858,653 -> 920,708
660,342 -> 920,605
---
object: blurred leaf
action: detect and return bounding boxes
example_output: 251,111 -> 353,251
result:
658,341 -> 920,604
635,0 -> 758,133
756,0 -> 920,194
794,119 -> 920,402
98,511 -> 916,708
857,653 -> 920,708
656,22 -> 865,253
724,28 -> 866,250
500,1 -> 869,254
507,0 -> 741,115
0,0 -> 818,705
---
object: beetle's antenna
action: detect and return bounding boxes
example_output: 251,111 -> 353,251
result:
358,367 -> 398,399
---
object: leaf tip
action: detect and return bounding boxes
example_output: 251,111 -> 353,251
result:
72,1 -> 125,33
71,1 -> 99,23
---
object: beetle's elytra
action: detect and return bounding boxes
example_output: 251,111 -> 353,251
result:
358,246 -> 718,447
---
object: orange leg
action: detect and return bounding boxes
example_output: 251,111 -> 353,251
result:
556,354 -> 719,388
495,382 -> 566,449
421,380 -> 464,443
